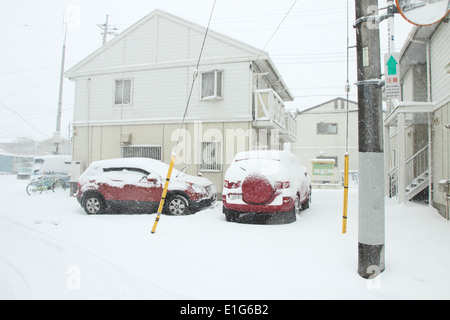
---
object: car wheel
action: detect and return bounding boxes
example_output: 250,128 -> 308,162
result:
286,199 -> 297,223
83,194 -> 105,215
165,195 -> 189,215
224,208 -> 238,222
304,188 -> 311,209
294,196 -> 301,215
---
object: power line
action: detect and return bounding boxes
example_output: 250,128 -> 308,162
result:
256,0 -> 298,61
0,78 -> 57,98
175,0 -> 217,151
0,64 -> 59,75
0,99 -> 51,138
0,71 -> 59,85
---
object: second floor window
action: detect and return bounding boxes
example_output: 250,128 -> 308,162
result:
317,123 -> 338,135
201,69 -> 223,100
115,79 -> 132,105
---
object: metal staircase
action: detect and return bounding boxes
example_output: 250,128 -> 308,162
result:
405,170 -> 429,201
388,144 -> 430,201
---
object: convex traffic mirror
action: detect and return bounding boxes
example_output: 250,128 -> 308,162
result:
396,0 -> 450,26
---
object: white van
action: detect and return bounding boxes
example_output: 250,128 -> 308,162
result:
31,155 -> 72,186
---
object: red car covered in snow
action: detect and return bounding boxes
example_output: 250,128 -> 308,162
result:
77,158 -> 217,215
222,150 -> 311,224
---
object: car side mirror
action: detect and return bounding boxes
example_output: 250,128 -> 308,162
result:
147,173 -> 160,184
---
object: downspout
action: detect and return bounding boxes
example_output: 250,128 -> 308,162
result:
426,41 -> 433,207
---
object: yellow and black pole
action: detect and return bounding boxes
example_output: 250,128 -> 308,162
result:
342,152 -> 349,234
151,154 -> 176,234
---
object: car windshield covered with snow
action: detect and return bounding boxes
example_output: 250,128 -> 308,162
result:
77,158 -> 217,215
223,150 -> 311,224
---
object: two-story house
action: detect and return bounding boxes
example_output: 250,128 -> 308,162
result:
291,97 -> 359,187
66,10 -> 297,193
384,17 -> 449,219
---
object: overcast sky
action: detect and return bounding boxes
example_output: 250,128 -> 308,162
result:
0,0 -> 413,142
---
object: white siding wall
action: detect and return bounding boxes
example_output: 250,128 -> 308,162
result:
73,61 -> 252,125
402,67 -> 413,102
430,22 -> 450,102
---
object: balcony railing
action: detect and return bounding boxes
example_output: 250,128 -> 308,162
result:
253,89 -> 297,142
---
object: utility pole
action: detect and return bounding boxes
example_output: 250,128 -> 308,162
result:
387,0 -> 395,52
54,18 -> 68,155
354,0 -> 385,279
97,15 -> 118,45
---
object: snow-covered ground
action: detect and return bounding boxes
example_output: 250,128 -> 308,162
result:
1,174 -> 449,300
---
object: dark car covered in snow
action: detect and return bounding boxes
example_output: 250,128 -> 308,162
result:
77,158 -> 217,215
222,150 -> 311,224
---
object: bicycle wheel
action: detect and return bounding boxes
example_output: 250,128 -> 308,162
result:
52,179 -> 66,192
26,182 -> 43,195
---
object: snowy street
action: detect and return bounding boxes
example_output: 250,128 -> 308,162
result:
1,174 -> 449,300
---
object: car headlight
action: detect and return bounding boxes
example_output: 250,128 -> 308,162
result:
190,183 -> 206,194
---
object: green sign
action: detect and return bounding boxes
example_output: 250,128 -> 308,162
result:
386,55 -> 398,76
312,162 -> 334,176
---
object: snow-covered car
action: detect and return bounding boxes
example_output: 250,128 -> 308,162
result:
17,167 -> 32,180
77,158 -> 217,215
222,150 -> 311,224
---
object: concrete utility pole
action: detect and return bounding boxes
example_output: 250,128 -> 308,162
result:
54,19 -> 68,155
354,0 -> 385,279
97,15 -> 118,45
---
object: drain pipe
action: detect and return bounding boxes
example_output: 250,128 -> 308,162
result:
447,194 -> 449,220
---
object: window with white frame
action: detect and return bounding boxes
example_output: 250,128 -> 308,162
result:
199,141 -> 222,171
121,145 -> 162,161
115,79 -> 132,105
317,123 -> 338,135
201,69 -> 223,100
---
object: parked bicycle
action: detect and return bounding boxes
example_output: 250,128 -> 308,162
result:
26,175 -> 67,195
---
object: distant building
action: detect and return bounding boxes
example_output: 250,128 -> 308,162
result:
0,149 -> 34,174
291,97 -> 359,186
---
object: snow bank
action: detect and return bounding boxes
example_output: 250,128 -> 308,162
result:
1,175 -> 450,300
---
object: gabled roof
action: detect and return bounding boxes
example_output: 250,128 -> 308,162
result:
299,97 -> 358,114
66,9 -> 294,101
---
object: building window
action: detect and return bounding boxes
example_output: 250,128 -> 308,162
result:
121,145 -> 162,161
199,141 -> 222,171
115,79 -> 132,105
201,69 -> 223,100
317,123 -> 338,135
